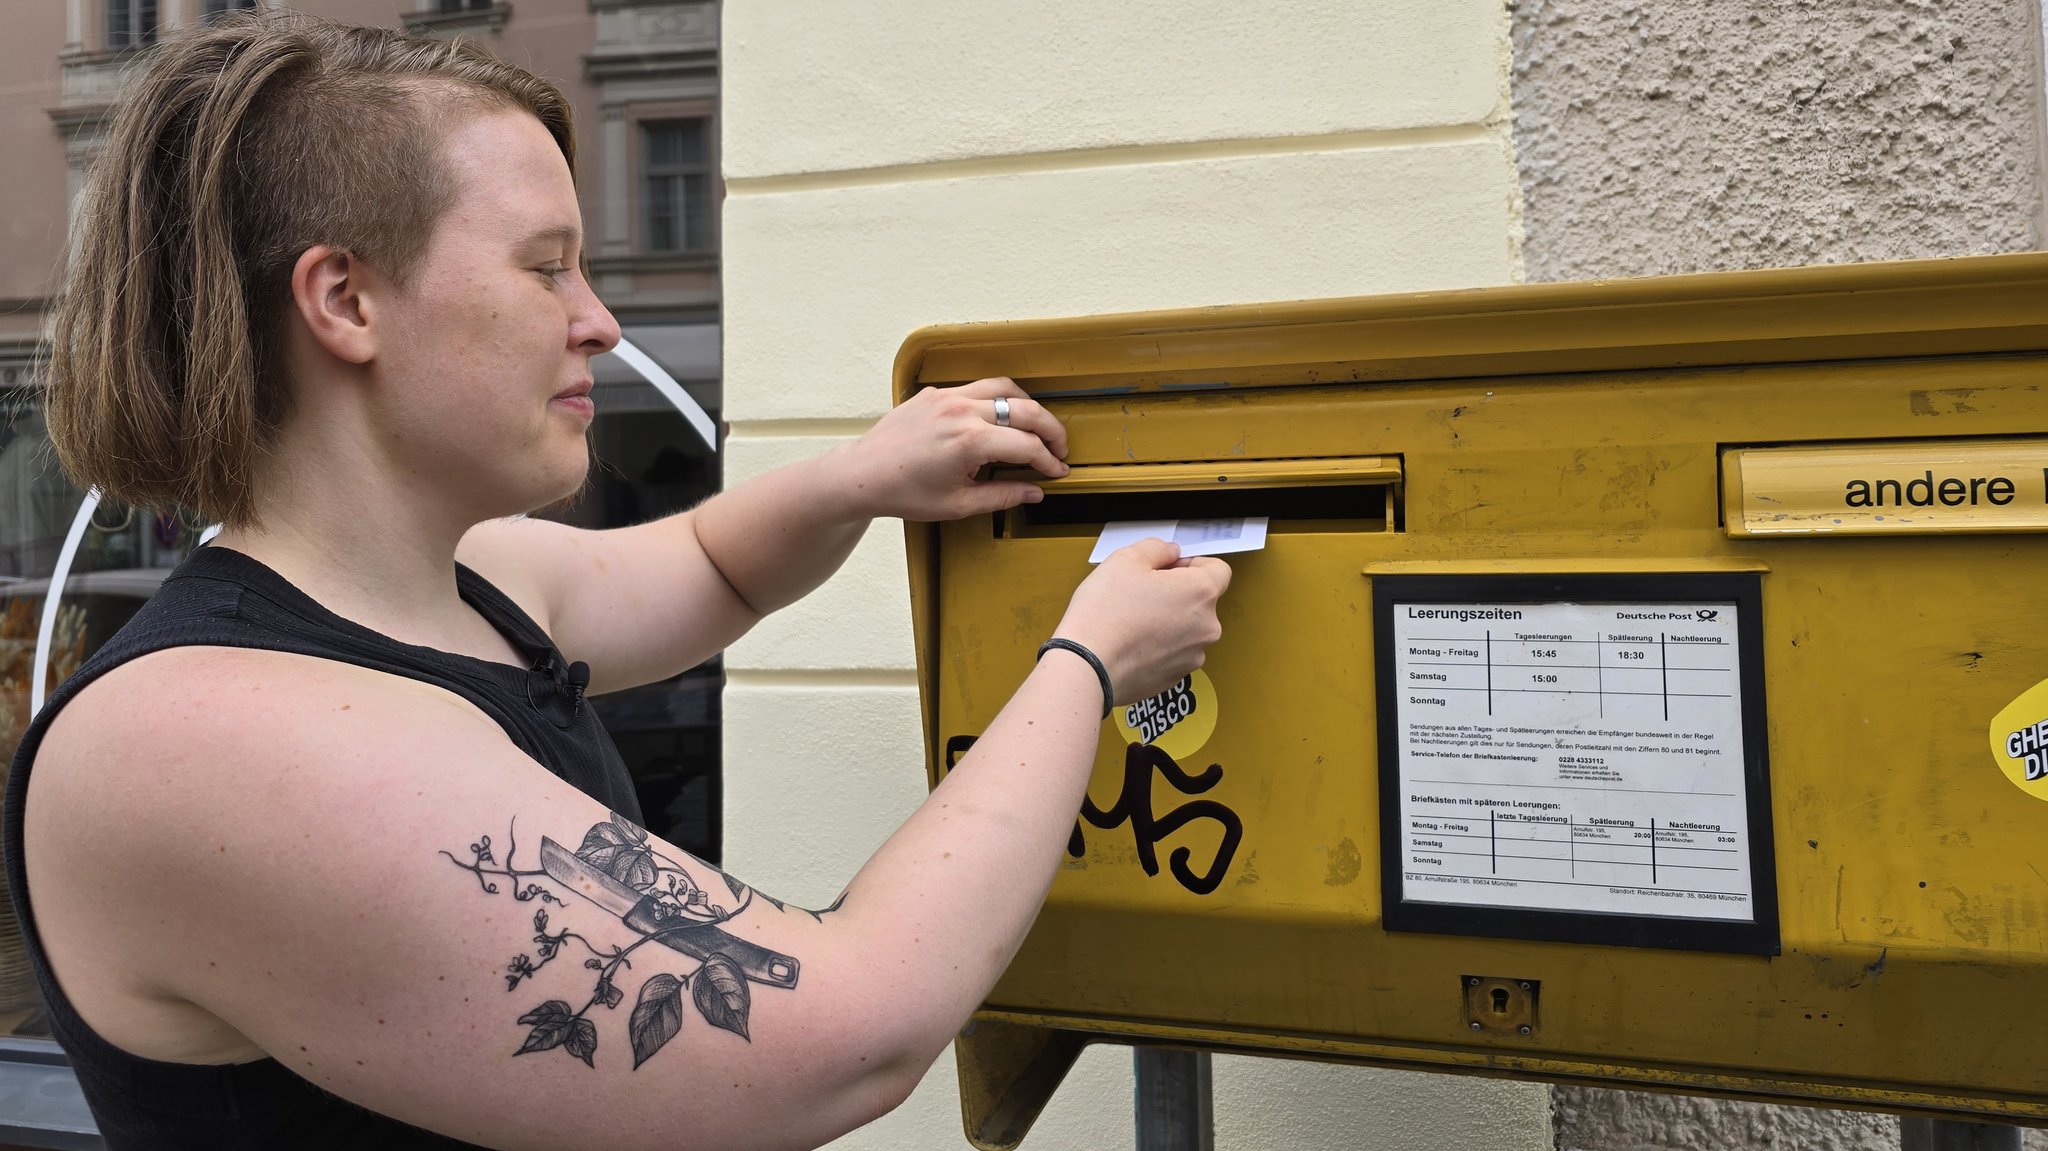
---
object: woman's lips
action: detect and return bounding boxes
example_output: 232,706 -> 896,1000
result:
551,381 -> 594,418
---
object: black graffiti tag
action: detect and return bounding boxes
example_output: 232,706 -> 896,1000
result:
944,736 -> 1244,896
1069,742 -> 1243,895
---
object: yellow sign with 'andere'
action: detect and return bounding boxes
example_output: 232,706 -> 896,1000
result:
1722,438 -> 2048,537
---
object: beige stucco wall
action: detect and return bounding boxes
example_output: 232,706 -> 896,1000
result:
718,2 -> 1545,1147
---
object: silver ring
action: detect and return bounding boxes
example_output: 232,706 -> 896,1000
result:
993,397 -> 1012,427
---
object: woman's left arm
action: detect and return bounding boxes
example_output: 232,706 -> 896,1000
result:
460,377 -> 1067,693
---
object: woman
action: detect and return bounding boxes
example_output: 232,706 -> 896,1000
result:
4,12 -> 1229,1150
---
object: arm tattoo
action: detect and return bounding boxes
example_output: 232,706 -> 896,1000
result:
442,812 -> 844,1070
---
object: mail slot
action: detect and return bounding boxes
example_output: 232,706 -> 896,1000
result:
896,253 -> 2048,1148
1003,456 -> 1403,536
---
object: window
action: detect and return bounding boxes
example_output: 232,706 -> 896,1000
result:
641,119 -> 713,254
104,0 -> 157,50
203,0 -> 258,16
539,327 -> 725,860
436,0 -> 494,12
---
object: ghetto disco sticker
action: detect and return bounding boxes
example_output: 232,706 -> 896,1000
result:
1990,677 -> 2048,801
1116,669 -> 1219,760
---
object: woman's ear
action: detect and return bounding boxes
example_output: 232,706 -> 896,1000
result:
288,244 -> 377,366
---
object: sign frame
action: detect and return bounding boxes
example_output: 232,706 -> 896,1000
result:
1373,572 -> 1780,955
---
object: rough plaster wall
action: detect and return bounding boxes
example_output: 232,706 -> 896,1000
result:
1553,1089 -> 2048,1151
2041,0 -> 2048,240
1511,0 -> 2046,281
1519,0 -> 2048,1146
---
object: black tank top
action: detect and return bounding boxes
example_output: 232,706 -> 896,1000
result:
3,546 -> 646,1149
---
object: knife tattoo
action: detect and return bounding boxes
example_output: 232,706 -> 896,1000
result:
443,812 -> 839,1070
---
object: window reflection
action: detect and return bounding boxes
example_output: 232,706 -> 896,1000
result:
538,392 -> 724,864
0,366 -> 723,1039
0,397 -> 203,1033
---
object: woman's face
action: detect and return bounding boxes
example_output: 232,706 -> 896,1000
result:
369,108 -> 620,520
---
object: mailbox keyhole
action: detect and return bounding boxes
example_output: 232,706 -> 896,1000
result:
1490,988 -> 1510,1015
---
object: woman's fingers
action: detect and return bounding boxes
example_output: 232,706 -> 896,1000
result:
973,424 -> 1067,480
990,394 -> 1068,462
947,378 -> 1069,463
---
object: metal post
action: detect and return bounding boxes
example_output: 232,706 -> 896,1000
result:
1134,1047 -> 1213,1151
1899,1118 -> 2023,1151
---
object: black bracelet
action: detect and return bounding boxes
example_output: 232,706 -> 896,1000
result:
1036,637 -> 1115,720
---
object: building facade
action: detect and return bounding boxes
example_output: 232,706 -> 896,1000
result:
0,4 -> 726,1142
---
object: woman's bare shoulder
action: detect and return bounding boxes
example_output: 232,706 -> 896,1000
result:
30,644 -> 500,805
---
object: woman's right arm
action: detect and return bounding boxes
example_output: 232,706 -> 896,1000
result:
23,542 -> 1226,1151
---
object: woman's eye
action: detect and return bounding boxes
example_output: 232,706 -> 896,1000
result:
537,265 -> 570,283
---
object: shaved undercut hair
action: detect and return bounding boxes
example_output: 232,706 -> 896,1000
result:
46,11 -> 576,526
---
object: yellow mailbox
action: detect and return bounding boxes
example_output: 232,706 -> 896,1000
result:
896,253 -> 2048,1148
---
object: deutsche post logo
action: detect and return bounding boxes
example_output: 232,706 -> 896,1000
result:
1990,678 -> 2048,801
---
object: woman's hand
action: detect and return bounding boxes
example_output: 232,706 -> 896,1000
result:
825,377 -> 1068,522
1051,538 -> 1232,704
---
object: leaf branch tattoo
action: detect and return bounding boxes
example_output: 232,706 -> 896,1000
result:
445,812 -> 841,1071
437,818 -> 565,907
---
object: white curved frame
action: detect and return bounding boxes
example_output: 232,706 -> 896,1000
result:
610,335 -> 717,451
29,336 -> 713,717
29,487 -> 99,716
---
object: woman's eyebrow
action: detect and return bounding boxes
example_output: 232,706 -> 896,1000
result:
517,224 -> 582,250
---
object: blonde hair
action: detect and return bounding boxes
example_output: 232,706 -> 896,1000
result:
46,10 -> 576,527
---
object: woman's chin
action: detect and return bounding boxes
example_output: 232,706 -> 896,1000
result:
523,459 -> 598,519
